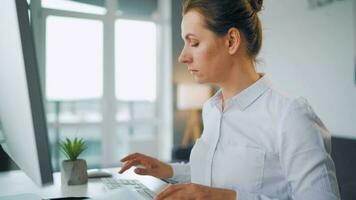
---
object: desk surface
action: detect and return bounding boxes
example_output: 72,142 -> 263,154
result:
0,168 -> 167,199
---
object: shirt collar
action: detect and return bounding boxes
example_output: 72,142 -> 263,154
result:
210,74 -> 272,111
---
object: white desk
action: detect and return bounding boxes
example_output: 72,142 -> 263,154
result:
0,168 -> 167,199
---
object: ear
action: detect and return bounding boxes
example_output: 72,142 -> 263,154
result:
225,27 -> 241,55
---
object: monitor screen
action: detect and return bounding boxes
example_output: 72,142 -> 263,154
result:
0,0 -> 53,186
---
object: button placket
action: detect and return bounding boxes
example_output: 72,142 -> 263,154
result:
206,109 -> 223,186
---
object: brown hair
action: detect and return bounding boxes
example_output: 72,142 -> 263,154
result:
183,0 -> 263,60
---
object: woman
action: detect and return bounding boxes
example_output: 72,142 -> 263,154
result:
119,0 -> 340,199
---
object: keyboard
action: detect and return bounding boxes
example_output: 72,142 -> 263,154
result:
101,178 -> 155,200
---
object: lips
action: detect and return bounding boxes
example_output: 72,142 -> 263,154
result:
189,70 -> 200,76
188,68 -> 199,72
188,69 -> 198,75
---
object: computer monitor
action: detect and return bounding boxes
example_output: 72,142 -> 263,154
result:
0,0 -> 53,186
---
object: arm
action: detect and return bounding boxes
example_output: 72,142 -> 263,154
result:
233,98 -> 340,200
278,98 -> 340,200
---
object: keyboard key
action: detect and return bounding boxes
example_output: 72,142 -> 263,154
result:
137,189 -> 153,200
101,178 -> 155,200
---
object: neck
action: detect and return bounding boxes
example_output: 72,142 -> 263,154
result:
218,58 -> 260,101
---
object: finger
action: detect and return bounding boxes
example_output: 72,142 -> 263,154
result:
119,159 -> 143,173
120,153 -> 143,162
119,158 -> 154,174
155,184 -> 183,200
118,159 -> 142,174
134,167 -> 149,175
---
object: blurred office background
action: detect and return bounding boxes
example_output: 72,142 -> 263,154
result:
0,0 -> 355,189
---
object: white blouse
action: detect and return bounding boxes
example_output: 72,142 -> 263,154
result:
170,75 -> 340,200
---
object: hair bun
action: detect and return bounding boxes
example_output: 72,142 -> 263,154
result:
249,0 -> 263,12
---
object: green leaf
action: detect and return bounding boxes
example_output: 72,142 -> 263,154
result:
58,137 -> 87,161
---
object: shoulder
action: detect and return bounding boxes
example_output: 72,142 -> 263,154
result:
257,86 -> 296,117
260,85 -> 320,121
283,97 -> 322,127
262,86 -> 331,153
279,96 -> 331,153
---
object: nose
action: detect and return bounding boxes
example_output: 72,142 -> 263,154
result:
178,46 -> 192,64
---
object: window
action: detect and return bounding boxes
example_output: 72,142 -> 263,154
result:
46,16 -> 103,100
32,0 -> 172,170
115,19 -> 157,101
45,15 -> 103,170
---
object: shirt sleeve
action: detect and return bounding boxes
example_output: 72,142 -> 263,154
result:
277,97 -> 340,200
237,191 -> 280,200
167,162 -> 191,183
234,97 -> 340,200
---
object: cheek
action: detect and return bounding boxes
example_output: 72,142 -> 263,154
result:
196,45 -> 227,77
195,45 -> 218,68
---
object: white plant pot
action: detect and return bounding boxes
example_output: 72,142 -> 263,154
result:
60,159 -> 88,185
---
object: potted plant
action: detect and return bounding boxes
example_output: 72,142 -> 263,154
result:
59,137 -> 88,185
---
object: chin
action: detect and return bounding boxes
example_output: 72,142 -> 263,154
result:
194,77 -> 207,84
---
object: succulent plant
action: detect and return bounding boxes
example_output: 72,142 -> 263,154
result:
59,137 -> 87,161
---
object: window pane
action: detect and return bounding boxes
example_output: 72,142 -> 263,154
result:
132,102 -> 156,120
47,127 -> 59,170
116,102 -> 131,121
46,16 -> 103,100
0,120 -> 5,149
117,0 -> 157,18
42,0 -> 106,15
114,125 -> 157,161
116,125 -> 130,159
46,100 -> 102,123
126,126 -> 158,157
132,124 -> 156,137
116,101 -> 156,121
115,20 -> 157,101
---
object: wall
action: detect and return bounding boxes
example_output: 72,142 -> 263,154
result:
259,0 -> 355,138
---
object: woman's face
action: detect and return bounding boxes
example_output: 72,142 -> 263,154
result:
178,10 -> 232,84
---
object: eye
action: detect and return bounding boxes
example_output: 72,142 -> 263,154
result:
190,41 -> 199,47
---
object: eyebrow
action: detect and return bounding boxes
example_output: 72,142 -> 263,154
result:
183,33 -> 198,40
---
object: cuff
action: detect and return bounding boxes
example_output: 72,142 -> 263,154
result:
167,162 -> 190,183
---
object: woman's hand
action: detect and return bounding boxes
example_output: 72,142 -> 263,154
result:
118,153 -> 173,179
155,183 -> 237,200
